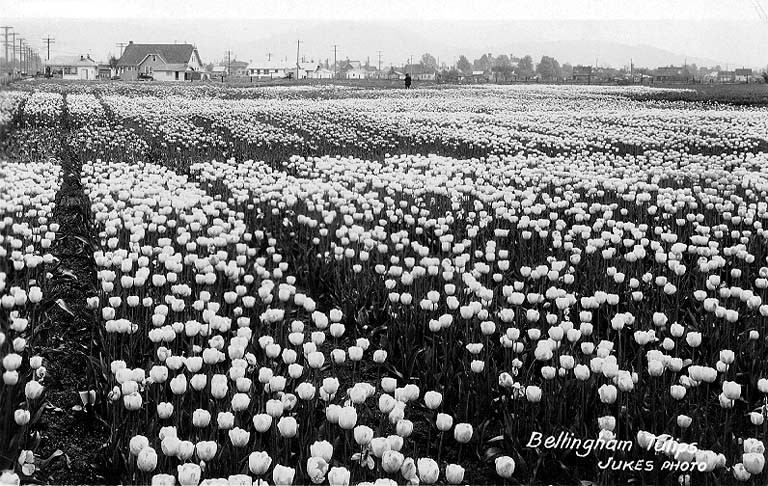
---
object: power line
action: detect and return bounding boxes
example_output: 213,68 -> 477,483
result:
1,26 -> 11,74
42,36 -> 55,61
752,0 -> 768,21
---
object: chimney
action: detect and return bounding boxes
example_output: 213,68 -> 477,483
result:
129,40 -> 133,44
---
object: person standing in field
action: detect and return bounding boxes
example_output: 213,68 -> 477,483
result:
405,73 -> 412,89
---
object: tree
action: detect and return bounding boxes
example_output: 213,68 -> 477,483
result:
683,63 -> 697,81
473,53 -> 493,73
536,56 -> 561,81
561,63 -> 573,79
442,68 -> 460,82
108,55 -> 119,69
205,62 -> 215,72
518,55 -> 534,80
492,54 -> 513,82
420,53 -> 437,71
457,55 -> 472,74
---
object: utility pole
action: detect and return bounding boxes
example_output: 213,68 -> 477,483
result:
42,36 -> 55,60
267,52 -> 272,61
116,42 -> 127,58
295,39 -> 302,80
10,32 -> 16,73
332,44 -> 338,79
18,38 -> 24,73
225,50 -> 232,76
377,50 -> 382,78
1,26 -> 11,74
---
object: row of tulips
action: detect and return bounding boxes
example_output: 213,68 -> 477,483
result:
0,160 -> 59,482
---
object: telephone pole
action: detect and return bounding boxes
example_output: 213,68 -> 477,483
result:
42,36 -> 55,61
332,44 -> 338,79
116,42 -> 127,58
295,39 -> 302,80
10,32 -> 16,73
377,50 -> 382,78
18,38 -> 24,73
1,26 -> 11,74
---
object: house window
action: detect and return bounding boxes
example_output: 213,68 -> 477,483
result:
175,71 -> 179,80
153,55 -> 156,61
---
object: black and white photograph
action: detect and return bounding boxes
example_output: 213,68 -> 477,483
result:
1,1 -> 768,485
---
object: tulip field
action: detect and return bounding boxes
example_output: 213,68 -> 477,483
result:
2,82 -> 768,486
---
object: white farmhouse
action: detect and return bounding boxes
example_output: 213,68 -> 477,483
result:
45,55 -> 98,80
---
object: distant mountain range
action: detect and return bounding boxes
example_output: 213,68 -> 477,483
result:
6,18 -> 764,69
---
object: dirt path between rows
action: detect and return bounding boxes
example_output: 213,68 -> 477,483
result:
31,94 -> 112,484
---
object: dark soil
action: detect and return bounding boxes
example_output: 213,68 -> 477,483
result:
23,96 -> 111,484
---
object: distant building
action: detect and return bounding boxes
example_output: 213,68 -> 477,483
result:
344,68 -> 366,79
572,65 -> 593,83
221,60 -> 250,76
735,68 -> 753,83
310,67 -> 334,79
44,55 -> 98,80
653,66 -> 686,83
458,71 -> 488,83
717,71 -> 735,83
339,60 -> 362,71
246,60 -> 290,79
404,64 -> 436,81
340,60 -> 376,79
387,67 -> 405,80
97,64 -> 115,79
633,73 -> 654,84
117,42 -> 204,81
296,62 -> 317,79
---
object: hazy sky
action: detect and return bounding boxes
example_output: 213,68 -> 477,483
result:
2,1 -> 767,68
2,0 -> 763,21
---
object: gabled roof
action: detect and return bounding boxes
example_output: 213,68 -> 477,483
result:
735,68 -> 753,75
340,60 -> 362,71
227,60 -> 249,69
118,43 -> 196,67
45,55 -> 97,67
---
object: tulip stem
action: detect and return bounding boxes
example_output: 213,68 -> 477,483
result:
437,431 -> 444,464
